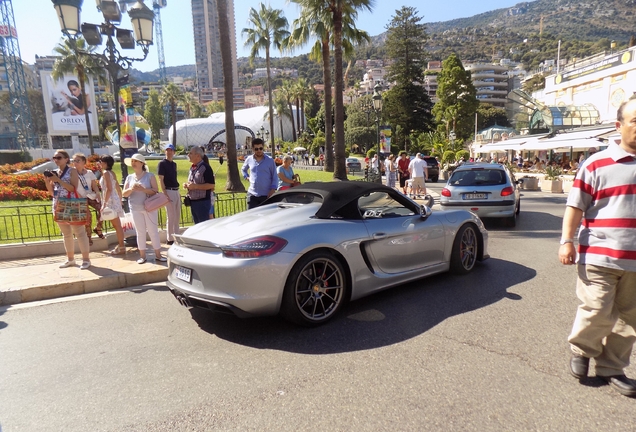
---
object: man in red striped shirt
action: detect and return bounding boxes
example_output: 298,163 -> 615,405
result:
559,98 -> 636,397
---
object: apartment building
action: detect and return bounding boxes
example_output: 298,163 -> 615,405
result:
191,0 -> 238,92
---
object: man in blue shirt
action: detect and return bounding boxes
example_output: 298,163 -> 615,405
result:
241,138 -> 278,209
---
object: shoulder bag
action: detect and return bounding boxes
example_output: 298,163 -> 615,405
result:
54,191 -> 90,225
144,192 -> 169,212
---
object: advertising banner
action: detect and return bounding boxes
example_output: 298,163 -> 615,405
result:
118,83 -> 138,158
380,125 -> 392,154
41,71 -> 99,136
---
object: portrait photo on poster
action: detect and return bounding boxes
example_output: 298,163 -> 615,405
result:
40,71 -> 99,136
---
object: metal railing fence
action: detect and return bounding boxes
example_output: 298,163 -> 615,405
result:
0,192 -> 248,244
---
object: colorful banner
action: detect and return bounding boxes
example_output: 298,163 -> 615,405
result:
40,71 -> 99,136
380,125 -> 392,153
118,83 -> 138,154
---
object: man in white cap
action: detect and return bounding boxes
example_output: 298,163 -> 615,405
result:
158,144 -> 180,245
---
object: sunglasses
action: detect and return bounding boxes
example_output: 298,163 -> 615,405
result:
72,159 -> 83,163
52,156 -> 64,160
253,147 -> 264,151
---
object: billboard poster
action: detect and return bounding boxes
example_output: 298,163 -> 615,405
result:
380,125 -> 392,153
41,71 -> 99,136
118,83 -> 138,156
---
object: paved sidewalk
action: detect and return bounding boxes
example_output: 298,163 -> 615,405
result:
0,245 -> 169,307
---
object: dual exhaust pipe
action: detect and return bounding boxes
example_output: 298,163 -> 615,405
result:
176,295 -> 191,308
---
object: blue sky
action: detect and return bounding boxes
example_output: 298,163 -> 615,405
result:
16,1 -> 527,72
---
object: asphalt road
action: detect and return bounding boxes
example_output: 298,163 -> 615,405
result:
1,188 -> 635,431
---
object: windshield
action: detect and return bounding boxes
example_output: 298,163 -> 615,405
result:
449,169 -> 506,186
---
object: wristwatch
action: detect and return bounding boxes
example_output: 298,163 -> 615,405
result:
559,238 -> 575,245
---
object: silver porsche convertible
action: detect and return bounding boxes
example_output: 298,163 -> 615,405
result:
167,182 -> 489,326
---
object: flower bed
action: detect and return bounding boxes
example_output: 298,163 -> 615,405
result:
0,158 -> 49,175
0,171 -> 49,201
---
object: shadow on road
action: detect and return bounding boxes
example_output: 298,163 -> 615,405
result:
482,211 -> 563,235
189,258 -> 535,354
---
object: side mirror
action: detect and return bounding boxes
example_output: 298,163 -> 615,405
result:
420,205 -> 432,219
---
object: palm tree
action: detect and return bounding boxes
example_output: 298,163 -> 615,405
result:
180,92 -> 198,119
160,83 -> 183,147
327,0 -> 373,179
273,92 -> 292,141
296,78 -> 314,134
52,37 -> 105,155
217,0 -> 244,191
243,3 -> 290,148
280,80 -> 297,142
288,0 -> 372,176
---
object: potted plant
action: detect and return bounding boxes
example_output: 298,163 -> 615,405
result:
521,175 -> 539,190
541,166 -> 563,193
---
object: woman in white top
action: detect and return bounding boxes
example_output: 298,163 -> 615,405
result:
122,153 -> 166,264
72,153 -> 102,246
98,154 -> 126,255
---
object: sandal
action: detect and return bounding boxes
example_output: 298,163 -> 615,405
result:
110,246 -> 126,255
93,227 -> 105,239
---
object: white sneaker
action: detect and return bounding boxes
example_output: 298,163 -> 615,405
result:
59,260 -> 76,268
80,261 -> 91,270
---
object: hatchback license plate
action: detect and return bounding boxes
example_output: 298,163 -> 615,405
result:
463,193 -> 486,200
175,265 -> 192,283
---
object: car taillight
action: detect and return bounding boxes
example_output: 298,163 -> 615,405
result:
221,236 -> 288,258
441,188 -> 451,197
501,186 -> 514,196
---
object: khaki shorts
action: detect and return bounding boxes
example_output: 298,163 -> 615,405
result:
411,177 -> 425,190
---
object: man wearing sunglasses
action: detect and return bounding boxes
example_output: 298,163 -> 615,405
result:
241,138 -> 278,209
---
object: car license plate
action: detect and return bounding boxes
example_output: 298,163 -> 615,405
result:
463,193 -> 486,200
174,265 -> 192,283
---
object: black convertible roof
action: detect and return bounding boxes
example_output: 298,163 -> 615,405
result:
267,181 -> 401,219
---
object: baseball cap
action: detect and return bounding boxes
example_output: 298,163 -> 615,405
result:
165,144 -> 176,151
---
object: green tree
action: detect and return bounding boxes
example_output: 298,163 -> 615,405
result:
383,6 -> 433,142
243,3 -> 290,148
206,101 -> 224,114
476,103 -> 511,130
432,53 -> 479,141
143,89 -> 165,143
280,80 -> 297,141
51,37 -> 105,155
326,0 -> 374,179
384,6 -> 427,85
160,83 -> 184,146
288,0 -> 372,177
180,92 -> 198,119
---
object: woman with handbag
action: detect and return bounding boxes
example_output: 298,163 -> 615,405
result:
98,155 -> 126,255
277,155 -> 300,190
122,153 -> 166,264
43,150 -> 91,269
72,153 -> 102,246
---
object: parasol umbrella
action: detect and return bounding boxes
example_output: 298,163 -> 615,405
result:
293,146 -> 306,152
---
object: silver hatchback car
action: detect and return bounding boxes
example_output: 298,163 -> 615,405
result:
439,163 -> 522,226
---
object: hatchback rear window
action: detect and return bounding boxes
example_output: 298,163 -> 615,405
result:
449,169 -> 506,186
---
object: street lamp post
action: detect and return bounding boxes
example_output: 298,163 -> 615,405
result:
52,0 -> 155,179
372,82 -> 383,183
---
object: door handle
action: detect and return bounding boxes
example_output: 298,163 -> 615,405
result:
373,233 -> 386,240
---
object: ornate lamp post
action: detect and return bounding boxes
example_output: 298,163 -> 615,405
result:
51,0 -> 154,178
372,82 -> 383,183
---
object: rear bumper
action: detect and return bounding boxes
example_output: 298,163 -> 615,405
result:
441,201 -> 516,219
